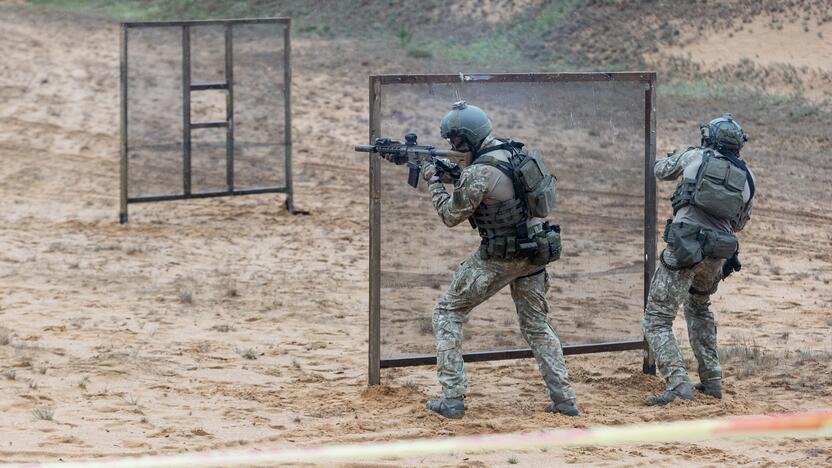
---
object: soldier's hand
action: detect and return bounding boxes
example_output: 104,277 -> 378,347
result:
421,162 -> 439,183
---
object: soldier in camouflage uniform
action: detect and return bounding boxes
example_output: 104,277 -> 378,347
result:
421,101 -> 577,419
643,114 -> 756,406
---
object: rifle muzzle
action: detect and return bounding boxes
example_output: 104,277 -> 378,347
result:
354,144 -> 376,152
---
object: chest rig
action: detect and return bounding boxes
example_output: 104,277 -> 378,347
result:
468,139 -> 560,265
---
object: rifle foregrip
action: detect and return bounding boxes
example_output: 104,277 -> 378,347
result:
407,161 -> 420,188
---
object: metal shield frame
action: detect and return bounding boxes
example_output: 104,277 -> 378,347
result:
119,18 -> 293,223
368,72 -> 658,385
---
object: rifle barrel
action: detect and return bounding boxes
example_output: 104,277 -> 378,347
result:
354,144 -> 376,152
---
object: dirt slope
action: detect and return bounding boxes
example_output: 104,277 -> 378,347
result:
0,1 -> 830,467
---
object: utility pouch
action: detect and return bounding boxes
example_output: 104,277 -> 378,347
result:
693,157 -> 747,220
529,223 -> 561,265
511,148 -> 557,218
700,230 -> 738,259
664,222 -> 704,268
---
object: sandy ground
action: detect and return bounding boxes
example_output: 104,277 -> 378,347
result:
0,3 -> 831,467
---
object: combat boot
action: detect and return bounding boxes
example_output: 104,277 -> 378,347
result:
426,397 -> 465,419
695,381 -> 723,399
544,400 -> 579,417
644,382 -> 694,406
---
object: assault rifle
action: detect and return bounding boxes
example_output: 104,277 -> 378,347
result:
355,133 -> 469,187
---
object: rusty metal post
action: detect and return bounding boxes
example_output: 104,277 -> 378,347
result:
643,73 -> 658,375
182,25 -> 192,196
283,20 -> 294,213
368,76 -> 382,386
225,23 -> 234,192
119,24 -> 129,224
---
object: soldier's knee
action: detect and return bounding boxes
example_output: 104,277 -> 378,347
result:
644,302 -> 676,321
642,309 -> 673,333
686,291 -> 711,306
684,302 -> 714,321
519,318 -> 549,335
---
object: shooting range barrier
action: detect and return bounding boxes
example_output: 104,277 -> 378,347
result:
368,72 -> 657,385
30,409 -> 832,467
119,18 -> 293,223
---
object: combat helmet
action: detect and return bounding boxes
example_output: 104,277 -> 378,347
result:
700,113 -> 748,153
440,101 -> 492,151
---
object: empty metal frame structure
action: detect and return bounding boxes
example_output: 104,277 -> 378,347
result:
368,72 -> 658,385
119,18 -> 293,223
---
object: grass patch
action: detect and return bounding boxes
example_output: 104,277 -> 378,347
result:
719,340 -> 781,379
574,315 -> 595,329
402,379 -> 420,392
795,349 -> 832,364
530,1 -> 579,34
660,78 -> 739,100
27,0 -> 246,21
789,104 -> 818,120
406,47 -> 433,59
178,289 -> 193,305
210,324 -> 235,333
415,317 -> 433,335
236,347 -> 257,360
440,32 -> 518,65
32,407 -> 54,421
413,0 -> 579,69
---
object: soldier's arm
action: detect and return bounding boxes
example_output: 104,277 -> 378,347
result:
654,148 -> 699,181
429,165 -> 489,227
735,199 -> 753,232
734,171 -> 756,231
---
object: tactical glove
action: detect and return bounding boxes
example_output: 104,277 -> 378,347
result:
421,162 -> 438,182
722,252 -> 742,279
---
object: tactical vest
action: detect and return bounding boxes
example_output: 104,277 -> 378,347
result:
670,150 -> 754,230
468,139 -> 560,265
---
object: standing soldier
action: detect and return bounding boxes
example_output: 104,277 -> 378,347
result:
421,101 -> 578,419
643,114 -> 755,406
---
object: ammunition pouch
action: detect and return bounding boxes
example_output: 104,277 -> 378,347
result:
700,229 -> 739,259
662,220 -> 738,269
480,222 -> 561,265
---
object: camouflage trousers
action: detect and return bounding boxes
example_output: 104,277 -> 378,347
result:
642,249 -> 724,390
433,249 -> 576,404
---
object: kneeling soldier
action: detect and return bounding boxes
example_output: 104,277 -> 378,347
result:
423,101 -> 577,418
643,114 -> 756,405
